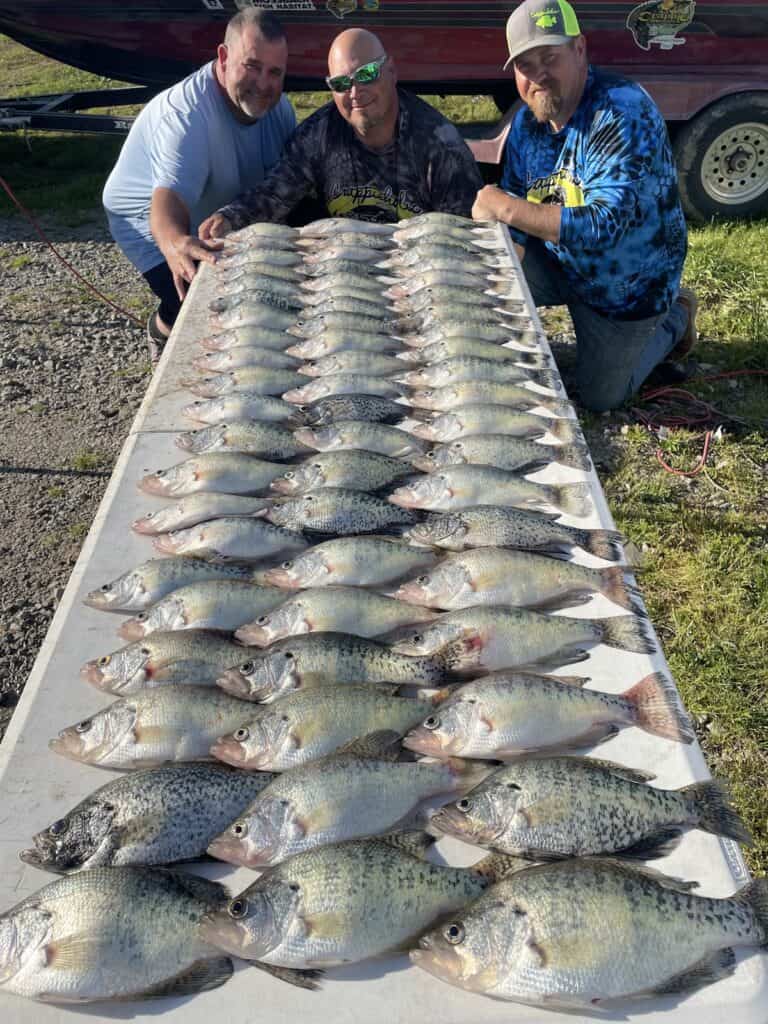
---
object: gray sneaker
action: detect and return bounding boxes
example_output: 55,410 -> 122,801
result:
146,311 -> 169,364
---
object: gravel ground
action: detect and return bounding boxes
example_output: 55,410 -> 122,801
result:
0,212 -> 153,739
0,211 -> 598,744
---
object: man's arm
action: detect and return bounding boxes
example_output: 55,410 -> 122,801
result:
472,185 -> 561,243
150,188 -> 223,299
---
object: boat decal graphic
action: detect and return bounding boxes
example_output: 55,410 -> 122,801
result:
626,0 -> 696,51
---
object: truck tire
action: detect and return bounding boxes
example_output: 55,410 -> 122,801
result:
673,93 -> 768,223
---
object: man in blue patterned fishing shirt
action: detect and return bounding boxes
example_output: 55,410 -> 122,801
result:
473,0 -> 697,411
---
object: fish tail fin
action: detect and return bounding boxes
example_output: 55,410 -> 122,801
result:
556,443 -> 592,471
470,852 -> 531,883
735,877 -> 768,946
578,528 -> 627,562
547,398 -> 576,417
546,417 -> 579,444
552,481 -> 592,518
680,779 -> 752,844
512,350 -> 548,369
532,368 -> 561,391
623,672 -> 695,744
598,566 -> 645,615
599,614 -> 656,654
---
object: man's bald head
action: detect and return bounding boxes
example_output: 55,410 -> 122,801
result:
327,28 -> 387,77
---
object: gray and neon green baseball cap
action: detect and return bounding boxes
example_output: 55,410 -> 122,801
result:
503,0 -> 581,69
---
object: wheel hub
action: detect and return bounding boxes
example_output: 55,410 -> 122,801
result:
700,122 -> 768,206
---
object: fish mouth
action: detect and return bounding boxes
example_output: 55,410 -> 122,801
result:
261,568 -> 299,587
49,732 -> 84,762
429,807 -> 486,842
118,619 -> 146,642
235,624 -> 271,647
216,669 -> 254,700
138,472 -> 173,497
402,726 -> 455,758
80,660 -> 109,688
392,583 -> 429,605
152,534 -> 182,555
210,737 -> 248,767
198,912 -> 253,958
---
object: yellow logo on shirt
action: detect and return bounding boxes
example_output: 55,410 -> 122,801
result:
526,168 -> 584,207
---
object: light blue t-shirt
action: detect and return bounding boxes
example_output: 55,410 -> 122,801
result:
103,62 -> 295,273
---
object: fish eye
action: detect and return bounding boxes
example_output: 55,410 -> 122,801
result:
506,782 -> 521,791
231,820 -> 248,838
281,561 -> 293,569
234,728 -> 250,742
140,647 -> 151,656
423,716 -> 440,731
240,661 -> 255,673
288,882 -> 300,893
417,575 -> 428,584
136,613 -> 148,622
411,634 -> 423,643
284,472 -> 294,480
257,616 -> 268,625
281,714 -> 290,722
75,719 -> 92,733
144,512 -> 154,520
97,655 -> 111,666
456,798 -> 472,813
312,463 -> 322,469
280,799 -> 290,807
228,898 -> 249,919
443,922 -> 465,945
100,584 -> 112,592
155,470 -> 166,477
284,652 -> 294,661
48,818 -> 68,835
451,442 -> 464,451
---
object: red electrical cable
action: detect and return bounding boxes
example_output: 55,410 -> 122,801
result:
0,174 -> 143,328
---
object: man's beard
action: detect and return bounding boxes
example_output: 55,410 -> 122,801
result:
529,88 -> 562,124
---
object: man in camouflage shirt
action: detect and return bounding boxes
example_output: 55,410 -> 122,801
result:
199,27 -> 482,234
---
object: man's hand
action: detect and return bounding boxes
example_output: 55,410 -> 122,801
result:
199,213 -> 233,242
472,185 -> 510,223
165,235 -> 224,301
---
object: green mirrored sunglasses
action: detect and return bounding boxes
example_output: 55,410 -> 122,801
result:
326,55 -> 388,93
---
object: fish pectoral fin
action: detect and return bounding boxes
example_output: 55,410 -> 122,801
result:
251,961 -> 324,991
644,948 -> 736,998
616,827 -> 684,860
379,831 -> 436,859
113,957 -> 234,1000
335,729 -> 402,760
515,794 -> 571,829
303,910 -> 350,940
44,933 -> 102,971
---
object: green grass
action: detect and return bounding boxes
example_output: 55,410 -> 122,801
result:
71,450 -> 108,472
1,34 -> 766,877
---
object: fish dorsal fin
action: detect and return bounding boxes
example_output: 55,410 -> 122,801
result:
334,729 -> 402,760
581,757 -> 656,784
161,869 -> 231,906
379,831 -> 435,859
588,857 -> 700,892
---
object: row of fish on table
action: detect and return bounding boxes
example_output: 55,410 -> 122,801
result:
2,214 -> 764,1012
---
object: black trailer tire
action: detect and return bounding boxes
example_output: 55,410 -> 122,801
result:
673,93 -> 768,223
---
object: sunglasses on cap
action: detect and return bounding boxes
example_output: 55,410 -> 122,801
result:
326,55 -> 388,93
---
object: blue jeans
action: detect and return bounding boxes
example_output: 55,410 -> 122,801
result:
522,240 -> 688,412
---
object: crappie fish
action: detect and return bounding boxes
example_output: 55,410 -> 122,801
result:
387,606 -> 655,671
405,506 -> 626,561
206,734 -> 491,867
22,763 -> 275,872
269,450 -> 416,494
298,231 -> 393,252
191,346 -> 299,373
152,516 -> 307,563
236,585 -> 436,646
225,222 -> 299,244
138,454 -> 285,497
431,755 -> 751,859
215,261 -> 305,285
216,248 -> 302,270
299,352 -> 405,378
83,557 -> 257,613
394,287 -> 525,316
183,367 -> 304,398
410,381 -> 569,414
260,487 -> 416,535
302,257 -> 384,279
391,465 -> 592,517
298,217 -> 396,238
175,421 -> 311,460
210,289 -> 302,316
411,859 -> 768,1008
183,393 -> 304,426
287,313 -> 396,339
393,547 -> 641,613
302,245 -> 384,266
199,327 -> 294,351
298,295 -> 392,319
403,670 -> 694,759
397,356 -> 555,389
299,393 -> 417,426
286,330 -> 403,359
199,835 -> 520,971
412,436 -> 590,474
211,685 -> 434,772
412,406 -> 575,443
293,420 -> 428,458
263,536 -> 438,589
216,632 -> 454,702
50,688 -> 256,769
399,336 -> 541,364
211,301 -> 298,333
211,275 -> 303,303
380,250 -> 501,274
119,580 -> 285,640
301,273 -> 388,297
384,269 -> 512,298
132,493 -> 275,535
283,373 -> 406,404
81,630 -> 247,695
405,320 -> 540,348
0,867 -> 233,1002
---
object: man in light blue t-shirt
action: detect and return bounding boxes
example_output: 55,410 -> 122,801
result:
103,8 -> 295,358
